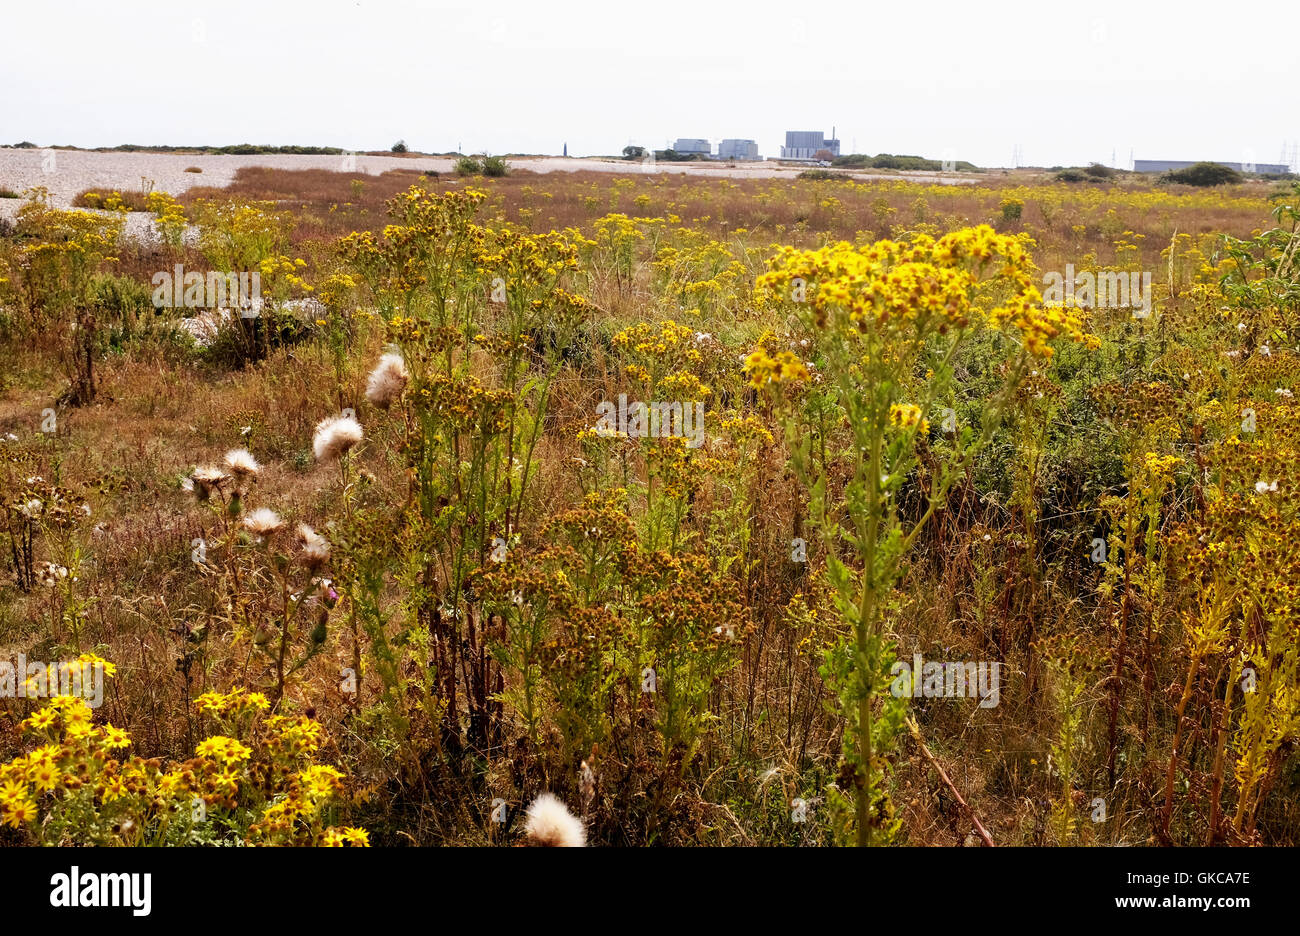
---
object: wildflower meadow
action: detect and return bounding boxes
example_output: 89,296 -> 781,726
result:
0,162 -> 1297,855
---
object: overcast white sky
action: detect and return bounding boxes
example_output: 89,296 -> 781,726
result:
3,0 -> 1297,169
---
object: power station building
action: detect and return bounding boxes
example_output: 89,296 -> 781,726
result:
673,138 -> 712,156
1134,159 -> 1291,174
779,130 -> 840,160
717,139 -> 760,160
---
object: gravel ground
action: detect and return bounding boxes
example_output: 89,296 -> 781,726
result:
0,149 -> 974,345
0,148 -> 974,225
0,150 -> 457,223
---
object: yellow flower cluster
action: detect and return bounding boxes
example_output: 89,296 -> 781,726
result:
889,403 -> 929,433
419,372 -> 514,433
4,696 -> 130,829
145,191 -> 187,246
258,254 -> 312,292
743,348 -> 810,389
195,687 -> 271,719
191,199 -> 294,272
721,412 -> 775,446
987,290 -> 1101,358
612,319 -> 696,356
17,205 -> 123,267
195,735 -> 253,766
77,653 -> 117,678
594,212 -> 647,248
608,318 -> 722,401
252,763 -> 346,842
264,714 -> 324,759
659,370 -> 713,400
0,782 -> 38,827
338,185 -> 489,298
0,662 -> 363,845
322,826 -> 371,846
475,228 -> 582,282
758,225 -> 1097,358
314,272 -> 357,307
1143,452 -> 1181,481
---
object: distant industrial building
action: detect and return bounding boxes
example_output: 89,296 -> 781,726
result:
1134,158 -> 1291,174
717,139 -> 760,160
780,130 -> 840,160
673,138 -> 711,156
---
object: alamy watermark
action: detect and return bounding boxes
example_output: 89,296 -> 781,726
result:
890,653 -> 1001,708
151,265 -> 261,314
0,655 -> 107,708
593,393 -> 704,448
1043,264 -> 1152,318
50,866 -> 150,916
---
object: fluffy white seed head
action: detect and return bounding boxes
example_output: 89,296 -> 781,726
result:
187,466 -> 230,501
242,507 -> 284,536
36,561 -> 69,587
365,352 -> 410,410
313,415 -> 364,462
295,523 -> 331,568
223,447 -> 261,479
524,793 -> 586,847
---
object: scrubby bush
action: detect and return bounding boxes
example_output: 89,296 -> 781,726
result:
834,153 -> 981,172
72,189 -> 149,212
1162,162 -> 1242,187
481,155 -> 509,177
455,155 -> 510,177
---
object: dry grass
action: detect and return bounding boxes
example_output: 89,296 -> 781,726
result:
70,188 -> 152,212
180,165 -> 1280,278
1,166 -> 1297,846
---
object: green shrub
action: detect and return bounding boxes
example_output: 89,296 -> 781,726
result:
1161,162 -> 1242,187
652,149 -> 700,162
454,155 -> 509,178
89,271 -> 151,322
481,155 -> 509,177
832,153 -> 980,172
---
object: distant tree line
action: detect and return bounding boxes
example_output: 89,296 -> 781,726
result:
1054,163 -> 1119,182
833,153 -> 981,171
1053,161 -> 1295,187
